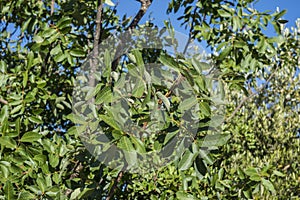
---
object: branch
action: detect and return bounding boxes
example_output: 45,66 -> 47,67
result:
158,7 -> 199,105
89,0 -> 103,89
225,65 -> 279,123
183,6 -> 199,54
106,167 -> 125,200
51,0 -> 55,16
128,0 -> 153,30
111,0 -> 153,71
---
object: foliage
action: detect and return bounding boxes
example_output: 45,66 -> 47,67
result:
0,0 -> 299,199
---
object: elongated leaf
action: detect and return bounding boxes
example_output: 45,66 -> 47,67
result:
33,35 -> 43,43
36,176 -> 46,193
178,149 -> 195,171
104,0 -> 115,6
43,28 -> 57,38
70,49 -> 85,57
201,133 -> 230,147
4,180 -> 14,200
20,132 -> 42,142
262,178 -> 276,194
157,91 -> 170,111
95,86 -> 112,104
57,17 -> 72,29
0,136 -> 17,149
199,149 -> 214,165
176,191 -> 196,200
130,136 -> 146,154
218,9 -> 231,18
29,116 -> 43,124
66,113 -> 86,124
118,136 -> 135,151
179,97 -> 197,111
194,156 -> 207,179
274,10 -> 287,20
159,53 -> 180,71
132,49 -> 144,70
23,71 -> 28,88
99,115 -> 121,130
199,102 -> 211,117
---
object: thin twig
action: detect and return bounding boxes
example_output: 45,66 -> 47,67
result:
111,0 -> 153,71
183,7 -> 198,54
51,0 -> 55,16
106,165 -> 126,200
226,65 -> 279,123
0,98 -> 8,105
158,6 -> 199,104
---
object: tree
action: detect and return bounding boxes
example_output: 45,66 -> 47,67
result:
0,0 -> 299,199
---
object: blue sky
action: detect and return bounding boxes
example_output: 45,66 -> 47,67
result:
116,0 -> 300,36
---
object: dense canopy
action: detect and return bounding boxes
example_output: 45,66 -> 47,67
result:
0,0 -> 299,199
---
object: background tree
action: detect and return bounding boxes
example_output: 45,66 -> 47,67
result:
0,0 -> 299,199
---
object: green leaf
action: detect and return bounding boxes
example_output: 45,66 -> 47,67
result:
159,53 -> 180,71
21,18 -> 32,32
49,153 -> 59,168
36,176 -> 46,193
95,86 -> 113,104
232,16 -> 241,32
194,156 -> 207,179
29,116 -> 43,124
274,10 -> 287,20
43,28 -> 57,38
17,191 -> 35,199
178,149 -> 195,171
199,102 -> 210,117
218,46 -> 232,60
156,91 -> 170,111
127,63 -> 140,78
179,97 -> 197,111
99,115 -> 121,130
27,51 -> 34,69
244,168 -> 261,181
201,134 -> 230,147
70,49 -> 86,57
20,132 -> 42,143
104,49 -> 112,69
70,188 -> 81,200
176,191 -> 196,200
57,17 -> 72,29
23,71 -> 28,88
11,105 -> 23,115
36,80 -> 47,88
132,49 -> 144,70
132,79 -> 145,98
273,170 -> 285,177
54,52 -> 67,62
66,113 -> 86,124
4,180 -> 15,200
118,136 -> 135,151
261,178 -> 276,194
104,0 -> 115,6
130,136 -> 146,154
0,136 -> 17,149
50,45 -> 62,56
277,19 -> 288,24
218,9 -> 231,18
199,149 -> 214,165
33,35 -> 44,43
